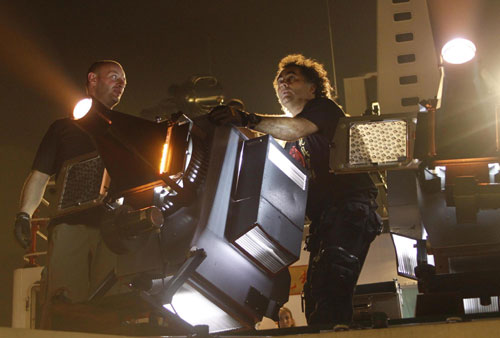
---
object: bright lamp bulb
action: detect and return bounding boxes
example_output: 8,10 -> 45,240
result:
441,38 -> 476,65
73,98 -> 93,120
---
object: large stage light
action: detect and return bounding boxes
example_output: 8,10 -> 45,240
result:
441,38 -> 476,65
48,102 -> 306,334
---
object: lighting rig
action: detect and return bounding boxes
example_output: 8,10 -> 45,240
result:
329,34 -> 500,318
46,97 -> 308,334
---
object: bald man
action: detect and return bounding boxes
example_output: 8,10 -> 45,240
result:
14,60 -> 126,326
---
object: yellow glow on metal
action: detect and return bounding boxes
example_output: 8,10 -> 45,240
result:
73,98 -> 93,120
159,126 -> 174,174
160,143 -> 169,174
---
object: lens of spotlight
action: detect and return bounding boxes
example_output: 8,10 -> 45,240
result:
73,98 -> 93,119
441,38 -> 476,65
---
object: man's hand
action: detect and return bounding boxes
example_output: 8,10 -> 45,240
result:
14,212 -> 32,249
209,105 -> 246,126
209,105 -> 263,129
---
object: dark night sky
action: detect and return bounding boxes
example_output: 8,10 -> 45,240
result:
0,0 -> 377,325
2,0 -> 498,328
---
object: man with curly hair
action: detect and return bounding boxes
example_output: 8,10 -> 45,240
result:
210,54 -> 381,328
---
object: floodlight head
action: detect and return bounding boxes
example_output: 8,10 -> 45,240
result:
329,112 -> 419,173
441,38 -> 476,65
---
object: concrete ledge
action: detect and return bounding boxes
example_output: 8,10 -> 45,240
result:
0,327 -> 134,338
4,317 -> 500,338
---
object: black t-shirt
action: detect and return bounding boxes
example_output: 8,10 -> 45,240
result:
32,118 -> 96,177
285,98 -> 377,218
32,118 -> 100,226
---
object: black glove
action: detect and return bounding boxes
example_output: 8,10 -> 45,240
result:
209,106 -> 261,128
14,212 -> 32,249
209,105 -> 245,126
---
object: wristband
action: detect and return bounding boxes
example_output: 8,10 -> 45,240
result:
247,113 -> 262,129
16,212 -> 31,220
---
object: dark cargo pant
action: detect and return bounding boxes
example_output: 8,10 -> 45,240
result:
304,198 -> 382,325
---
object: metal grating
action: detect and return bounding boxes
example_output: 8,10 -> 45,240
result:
59,156 -> 105,209
235,226 -> 295,274
349,120 -> 407,165
463,297 -> 499,314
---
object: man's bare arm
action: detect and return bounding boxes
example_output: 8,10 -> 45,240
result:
209,106 -> 319,141
252,116 -> 318,141
19,170 -> 50,216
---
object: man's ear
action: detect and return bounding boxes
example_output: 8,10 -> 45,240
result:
308,83 -> 317,96
87,72 -> 97,87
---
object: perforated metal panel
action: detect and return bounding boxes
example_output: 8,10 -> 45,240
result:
349,120 -> 407,165
59,156 -> 104,209
330,112 -> 418,173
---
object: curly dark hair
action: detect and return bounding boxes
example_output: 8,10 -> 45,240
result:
273,54 -> 334,100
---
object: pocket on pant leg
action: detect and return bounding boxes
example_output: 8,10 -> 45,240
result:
344,202 -> 370,229
325,202 -> 370,246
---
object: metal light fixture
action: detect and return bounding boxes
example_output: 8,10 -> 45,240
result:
330,112 -> 418,173
51,103 -> 306,334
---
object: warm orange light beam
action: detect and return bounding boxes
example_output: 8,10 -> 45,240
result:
427,0 -> 482,52
0,4 -> 82,110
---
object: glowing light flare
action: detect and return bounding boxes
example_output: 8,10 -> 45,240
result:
159,126 -> 175,174
159,143 -> 169,174
441,38 -> 476,65
72,98 -> 93,120
163,284 -> 241,332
